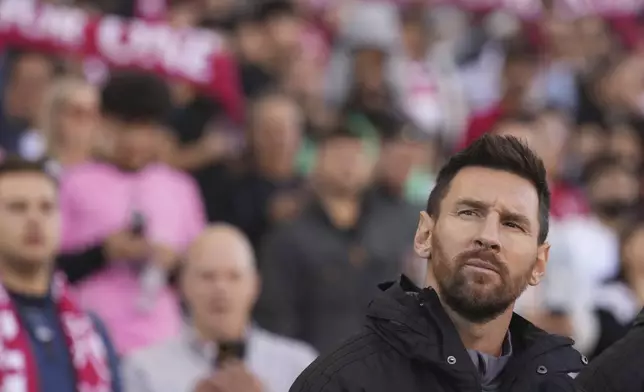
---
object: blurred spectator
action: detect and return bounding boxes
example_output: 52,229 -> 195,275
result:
261,0 -> 304,66
561,156 -> 640,291
592,219 -> 644,358
57,71 -> 206,355
580,54 -> 644,126
607,121 -> 643,172
398,6 -> 469,146
326,2 -> 468,144
576,16 -> 616,72
166,91 -> 241,222
29,77 -> 100,176
568,123 -> 608,172
233,11 -> 277,98
256,127 -> 411,352
0,51 -> 56,158
222,91 -> 305,251
325,2 -> 402,135
123,225 -> 316,392
0,158 -> 121,392
536,109 -> 590,220
341,46 -> 401,139
538,14 -> 584,113
374,128 -> 432,285
233,0 -> 310,98
376,128 -> 433,205
459,38 -> 541,149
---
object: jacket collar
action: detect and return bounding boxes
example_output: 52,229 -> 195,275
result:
366,276 -> 584,385
633,307 -> 644,327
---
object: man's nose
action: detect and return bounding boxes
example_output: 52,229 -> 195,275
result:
474,215 -> 501,253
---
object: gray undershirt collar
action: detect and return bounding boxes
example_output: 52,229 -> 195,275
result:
466,331 -> 513,391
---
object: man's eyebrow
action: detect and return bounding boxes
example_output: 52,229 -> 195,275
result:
455,198 -> 533,227
454,198 -> 489,210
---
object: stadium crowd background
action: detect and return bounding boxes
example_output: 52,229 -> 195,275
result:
3,0 -> 644,387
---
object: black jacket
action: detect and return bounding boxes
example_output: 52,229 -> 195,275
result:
256,196 -> 416,353
291,277 -> 587,392
575,308 -> 644,392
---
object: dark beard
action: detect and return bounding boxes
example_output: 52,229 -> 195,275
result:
431,234 -> 533,324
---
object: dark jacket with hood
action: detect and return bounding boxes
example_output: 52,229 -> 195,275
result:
291,276 -> 587,392
575,308 -> 644,392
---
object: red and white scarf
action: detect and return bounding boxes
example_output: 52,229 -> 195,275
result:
0,273 -> 111,392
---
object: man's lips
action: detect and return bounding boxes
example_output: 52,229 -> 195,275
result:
464,258 -> 500,274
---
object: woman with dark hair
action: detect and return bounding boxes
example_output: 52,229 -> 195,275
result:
591,219 -> 644,357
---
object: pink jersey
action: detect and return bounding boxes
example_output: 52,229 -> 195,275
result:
59,161 -> 206,355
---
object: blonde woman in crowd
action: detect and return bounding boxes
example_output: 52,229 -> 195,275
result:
24,76 -> 100,176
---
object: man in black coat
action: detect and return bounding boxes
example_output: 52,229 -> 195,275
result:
575,308 -> 644,392
291,134 -> 588,392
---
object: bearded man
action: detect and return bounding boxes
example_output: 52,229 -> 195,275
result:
290,134 -> 588,392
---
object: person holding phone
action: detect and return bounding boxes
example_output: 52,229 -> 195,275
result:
122,224 -> 317,392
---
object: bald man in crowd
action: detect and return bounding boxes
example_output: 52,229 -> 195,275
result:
122,224 -> 317,392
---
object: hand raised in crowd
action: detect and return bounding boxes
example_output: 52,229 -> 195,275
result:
104,230 -> 150,262
150,243 -> 181,271
193,362 -> 263,392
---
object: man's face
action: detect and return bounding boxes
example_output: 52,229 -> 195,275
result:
103,119 -> 159,170
353,49 -> 387,93
415,167 -> 548,323
182,237 -> 258,339
503,60 -> 537,99
588,168 -> 639,221
252,97 -> 302,167
5,54 -> 54,122
316,138 -> 375,196
378,140 -> 419,191
266,13 -> 302,54
610,126 -> 642,171
0,173 -> 60,270
57,85 -> 100,149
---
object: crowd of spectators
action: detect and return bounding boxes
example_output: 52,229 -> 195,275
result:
3,0 -> 644,390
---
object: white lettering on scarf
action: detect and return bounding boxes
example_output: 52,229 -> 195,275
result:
96,15 -> 218,82
0,0 -> 87,46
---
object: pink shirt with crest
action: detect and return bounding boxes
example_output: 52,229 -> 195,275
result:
59,161 -> 206,355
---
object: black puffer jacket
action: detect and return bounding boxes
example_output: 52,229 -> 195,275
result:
291,277 -> 587,392
575,308 -> 644,392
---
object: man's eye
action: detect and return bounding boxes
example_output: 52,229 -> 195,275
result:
458,210 -> 477,217
8,203 -> 27,212
503,221 -> 523,230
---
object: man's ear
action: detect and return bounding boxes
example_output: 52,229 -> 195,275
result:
529,242 -> 550,286
414,211 -> 435,259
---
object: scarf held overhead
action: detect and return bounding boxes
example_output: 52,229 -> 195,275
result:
0,273 -> 111,392
0,0 -> 243,123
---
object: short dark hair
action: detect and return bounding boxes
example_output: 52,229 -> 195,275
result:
101,71 -> 172,124
503,37 -> 539,68
0,156 -> 55,184
426,134 -> 550,244
257,0 -> 297,22
316,120 -> 365,149
3,50 -> 58,81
